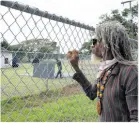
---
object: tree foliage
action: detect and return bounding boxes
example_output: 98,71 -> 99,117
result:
79,39 -> 93,54
0,38 -> 10,50
80,4 -> 138,54
99,4 -> 138,39
1,38 -> 58,62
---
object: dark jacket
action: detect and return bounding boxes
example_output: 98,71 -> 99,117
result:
73,63 -> 138,122
56,60 -> 62,70
32,57 -> 39,64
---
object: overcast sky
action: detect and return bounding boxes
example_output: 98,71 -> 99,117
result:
0,0 -> 138,53
10,0 -> 138,27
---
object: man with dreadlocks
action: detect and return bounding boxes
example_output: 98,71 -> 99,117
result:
67,21 -> 138,122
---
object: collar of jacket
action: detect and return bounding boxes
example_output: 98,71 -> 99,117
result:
111,63 -> 120,75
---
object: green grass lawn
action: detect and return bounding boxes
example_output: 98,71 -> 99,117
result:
1,93 -> 99,122
1,62 -> 76,100
1,61 -> 96,100
1,61 -> 99,122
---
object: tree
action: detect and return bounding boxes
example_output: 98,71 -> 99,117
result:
10,45 -> 26,61
122,4 -> 138,18
80,4 -> 138,54
79,39 -> 93,54
39,42 -> 57,53
0,38 -> 10,50
99,4 -> 138,39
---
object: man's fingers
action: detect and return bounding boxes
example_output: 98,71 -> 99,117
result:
67,49 -> 79,60
72,49 -> 79,55
68,51 -> 72,54
67,51 -> 72,59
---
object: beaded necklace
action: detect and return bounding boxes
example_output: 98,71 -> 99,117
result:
96,63 -> 117,115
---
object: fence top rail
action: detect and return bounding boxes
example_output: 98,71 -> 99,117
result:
1,1 -> 95,31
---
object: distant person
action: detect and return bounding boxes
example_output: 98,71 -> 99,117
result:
32,57 -> 39,64
12,56 -> 19,67
55,58 -> 62,78
32,57 -> 39,74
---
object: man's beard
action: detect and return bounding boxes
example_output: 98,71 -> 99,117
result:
91,53 -> 102,64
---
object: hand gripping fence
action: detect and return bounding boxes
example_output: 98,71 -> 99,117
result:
0,1 -> 100,122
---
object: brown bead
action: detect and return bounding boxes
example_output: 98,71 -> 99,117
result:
97,83 -> 100,88
99,94 -> 103,98
97,91 -> 100,96
100,85 -> 105,91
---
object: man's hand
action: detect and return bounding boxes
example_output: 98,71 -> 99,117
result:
67,50 -> 92,91
67,49 -> 80,72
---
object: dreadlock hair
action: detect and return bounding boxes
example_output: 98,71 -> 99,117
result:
95,21 -> 137,66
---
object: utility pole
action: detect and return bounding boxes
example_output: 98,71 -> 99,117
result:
121,0 -> 134,37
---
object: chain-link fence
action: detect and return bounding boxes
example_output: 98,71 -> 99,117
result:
0,1 -> 100,122
1,1 -> 138,122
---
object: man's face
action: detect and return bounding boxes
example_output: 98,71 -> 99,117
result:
91,41 -> 104,58
90,39 -> 104,64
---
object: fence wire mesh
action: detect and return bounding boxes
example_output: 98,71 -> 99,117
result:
0,1 -> 138,122
0,1 -> 100,122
